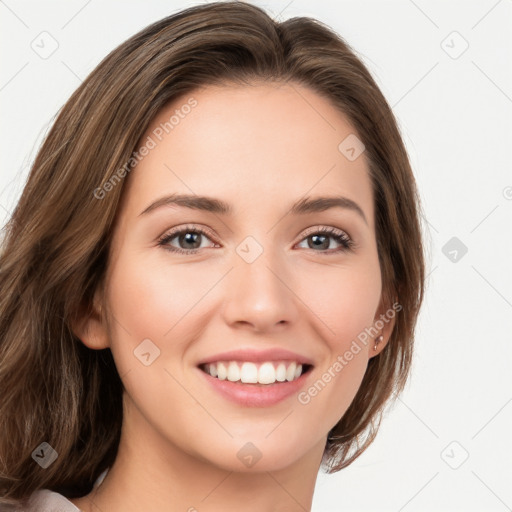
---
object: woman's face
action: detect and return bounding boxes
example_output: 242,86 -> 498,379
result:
97,82 -> 388,473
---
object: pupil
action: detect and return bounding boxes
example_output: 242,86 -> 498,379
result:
310,234 -> 328,250
181,232 -> 200,249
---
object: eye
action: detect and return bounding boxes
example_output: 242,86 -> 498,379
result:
157,225 -> 354,256
157,225 -> 218,255
295,226 -> 354,254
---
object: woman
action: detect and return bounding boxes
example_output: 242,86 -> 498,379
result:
0,2 -> 425,510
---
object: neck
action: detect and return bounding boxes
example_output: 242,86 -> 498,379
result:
71,393 -> 326,512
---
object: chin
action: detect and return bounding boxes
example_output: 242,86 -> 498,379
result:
192,431 -> 320,474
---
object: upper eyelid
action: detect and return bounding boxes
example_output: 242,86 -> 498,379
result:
300,225 -> 351,238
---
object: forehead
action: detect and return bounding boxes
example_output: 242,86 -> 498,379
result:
121,82 -> 374,225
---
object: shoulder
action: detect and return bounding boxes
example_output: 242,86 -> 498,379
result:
16,468 -> 108,511
18,489 -> 82,511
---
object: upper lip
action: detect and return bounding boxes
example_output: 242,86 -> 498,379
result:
197,348 -> 314,366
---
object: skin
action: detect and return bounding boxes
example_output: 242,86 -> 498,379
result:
71,81 -> 394,512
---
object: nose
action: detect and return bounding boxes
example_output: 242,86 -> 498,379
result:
221,244 -> 299,333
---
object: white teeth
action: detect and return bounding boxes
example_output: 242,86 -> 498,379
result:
276,363 -> 287,382
286,362 -> 297,382
217,362 -> 227,380
203,360 -> 306,384
258,362 -> 276,384
208,364 -> 218,378
240,362 -> 258,383
227,361 -> 240,382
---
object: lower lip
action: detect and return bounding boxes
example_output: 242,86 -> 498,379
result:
197,367 -> 311,407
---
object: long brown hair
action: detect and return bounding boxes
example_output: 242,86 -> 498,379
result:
0,1 -> 425,507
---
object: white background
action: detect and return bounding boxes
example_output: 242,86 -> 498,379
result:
1,1 -> 511,510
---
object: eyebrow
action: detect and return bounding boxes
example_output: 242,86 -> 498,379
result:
139,193 -> 368,225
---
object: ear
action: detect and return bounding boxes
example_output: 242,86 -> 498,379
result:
71,287 -> 110,350
369,294 -> 398,358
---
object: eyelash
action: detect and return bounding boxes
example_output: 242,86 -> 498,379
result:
157,224 -> 355,256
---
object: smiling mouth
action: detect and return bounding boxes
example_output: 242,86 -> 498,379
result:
199,361 -> 313,385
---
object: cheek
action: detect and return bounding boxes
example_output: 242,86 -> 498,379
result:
102,254 -> 198,388
297,274 -> 376,430
299,255 -> 382,350
103,254 -> 213,440
107,251 -> 214,342
299,350 -> 368,434
294,257 -> 380,424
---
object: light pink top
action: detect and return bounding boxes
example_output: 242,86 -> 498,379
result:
20,468 -> 108,511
